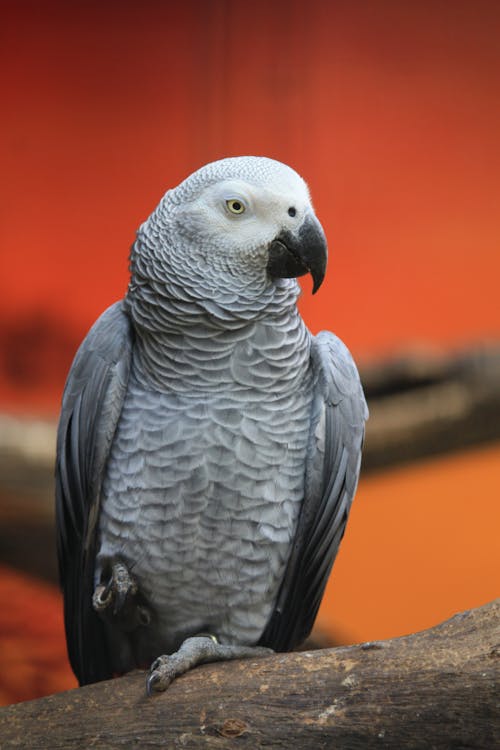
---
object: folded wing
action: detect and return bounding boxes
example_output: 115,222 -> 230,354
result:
55,301 -> 133,684
259,331 -> 368,650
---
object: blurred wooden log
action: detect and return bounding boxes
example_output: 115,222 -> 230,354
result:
361,343 -> 500,470
0,600 -> 498,749
0,413 -> 57,581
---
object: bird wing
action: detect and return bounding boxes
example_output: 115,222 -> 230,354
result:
258,331 -> 368,651
55,300 -> 133,684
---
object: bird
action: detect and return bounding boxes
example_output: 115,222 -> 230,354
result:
55,156 -> 368,694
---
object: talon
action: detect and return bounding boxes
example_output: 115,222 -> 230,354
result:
150,656 -> 165,673
146,664 -> 173,696
144,638 -> 272,694
92,560 -> 146,628
92,584 -> 113,611
146,671 -> 161,697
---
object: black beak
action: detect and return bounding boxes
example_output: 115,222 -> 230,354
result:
266,214 -> 328,294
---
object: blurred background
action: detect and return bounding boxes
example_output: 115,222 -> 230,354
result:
1,0 -> 499,704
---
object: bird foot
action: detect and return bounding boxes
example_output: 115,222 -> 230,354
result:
146,635 -> 272,695
93,560 -> 151,630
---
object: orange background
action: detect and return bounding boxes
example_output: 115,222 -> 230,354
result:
320,443 -> 500,645
1,0 -> 500,413
0,0 -> 499,703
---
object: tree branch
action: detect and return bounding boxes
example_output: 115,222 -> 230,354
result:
1,600 -> 498,749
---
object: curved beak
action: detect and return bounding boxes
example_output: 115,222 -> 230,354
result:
266,214 -> 328,294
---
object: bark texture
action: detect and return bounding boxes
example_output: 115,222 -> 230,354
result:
1,600 -> 498,749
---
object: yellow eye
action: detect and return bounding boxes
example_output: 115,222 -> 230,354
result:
226,198 -> 246,215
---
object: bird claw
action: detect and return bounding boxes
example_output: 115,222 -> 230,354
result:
92,582 -> 113,611
149,655 -> 167,673
146,656 -> 174,696
93,561 -> 136,614
93,560 -> 150,630
146,671 -> 161,697
145,636 -> 273,697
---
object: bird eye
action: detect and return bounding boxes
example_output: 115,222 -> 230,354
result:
288,206 -> 297,217
226,199 -> 246,215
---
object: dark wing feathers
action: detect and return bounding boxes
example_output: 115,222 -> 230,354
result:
259,331 -> 368,651
55,301 -> 133,685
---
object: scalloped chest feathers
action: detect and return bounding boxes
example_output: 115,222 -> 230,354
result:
96,317 -> 314,647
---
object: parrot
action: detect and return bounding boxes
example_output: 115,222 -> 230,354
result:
55,156 -> 368,694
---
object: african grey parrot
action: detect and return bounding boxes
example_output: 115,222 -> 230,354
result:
56,156 -> 367,693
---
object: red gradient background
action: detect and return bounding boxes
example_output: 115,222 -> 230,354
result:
0,0 -> 499,703
2,0 -> 500,413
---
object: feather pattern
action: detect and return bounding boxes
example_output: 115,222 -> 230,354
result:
55,302 -> 133,683
96,305 -> 314,662
259,332 -> 368,650
55,156 -> 367,685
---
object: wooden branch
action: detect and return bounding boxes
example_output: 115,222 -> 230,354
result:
361,343 -> 500,470
1,600 -> 498,749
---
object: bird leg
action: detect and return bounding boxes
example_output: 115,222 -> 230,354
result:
146,635 -> 272,695
93,560 -> 151,631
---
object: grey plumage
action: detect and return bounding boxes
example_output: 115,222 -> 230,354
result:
56,156 -> 367,686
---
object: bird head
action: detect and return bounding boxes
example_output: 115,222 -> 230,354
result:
136,157 -> 328,298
